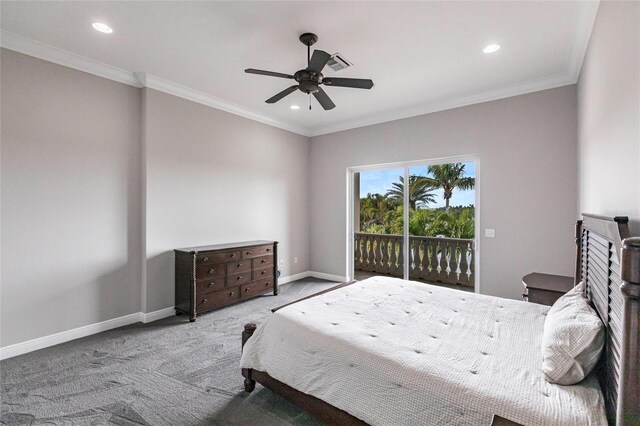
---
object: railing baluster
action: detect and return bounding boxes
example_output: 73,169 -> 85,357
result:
459,240 -> 470,285
397,237 -> 404,276
467,241 -> 475,287
409,238 -> 418,279
353,233 -> 474,287
373,235 -> 381,272
428,240 -> 439,281
438,241 -> 448,281
449,241 -> 459,282
381,236 -> 390,274
418,239 -> 428,281
362,234 -> 370,271
390,237 -> 398,275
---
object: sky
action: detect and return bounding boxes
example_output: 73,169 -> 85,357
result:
359,162 -> 475,208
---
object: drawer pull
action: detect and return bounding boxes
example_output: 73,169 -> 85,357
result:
230,253 -> 237,258
261,271 -> 266,275
267,248 -> 271,252
246,251 -> 252,255
237,264 -> 242,268
229,291 -> 236,297
261,259 -> 267,263
208,268 -> 215,274
237,276 -> 243,281
265,282 -> 270,287
244,288 -> 249,293
202,257 -> 209,262
208,283 -> 215,288
202,298 -> 208,304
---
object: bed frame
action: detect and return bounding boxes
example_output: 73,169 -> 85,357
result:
241,214 -> 640,426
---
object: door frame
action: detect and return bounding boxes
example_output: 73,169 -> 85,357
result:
346,154 -> 481,293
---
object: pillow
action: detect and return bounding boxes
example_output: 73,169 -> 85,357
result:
541,282 -> 605,385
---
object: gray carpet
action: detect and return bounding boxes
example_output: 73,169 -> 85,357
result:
1,278 -> 340,426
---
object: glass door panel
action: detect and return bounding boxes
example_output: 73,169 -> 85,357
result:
407,164 -> 475,288
354,169 -> 404,281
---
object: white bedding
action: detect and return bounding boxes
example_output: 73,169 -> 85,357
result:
240,276 -> 607,426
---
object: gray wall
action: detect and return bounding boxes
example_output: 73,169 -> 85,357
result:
1,50 -> 143,346
309,86 -> 578,300
577,1 -> 640,233
1,50 -> 311,347
143,89 -> 311,312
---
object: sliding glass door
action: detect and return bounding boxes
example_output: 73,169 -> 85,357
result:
350,159 -> 477,291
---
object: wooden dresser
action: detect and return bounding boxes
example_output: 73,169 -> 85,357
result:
174,241 -> 278,322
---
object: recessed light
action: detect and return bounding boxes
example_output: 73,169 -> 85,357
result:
92,23 -> 113,34
483,44 -> 501,54
290,105 -> 300,110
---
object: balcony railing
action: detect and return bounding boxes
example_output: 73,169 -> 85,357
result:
354,232 -> 475,287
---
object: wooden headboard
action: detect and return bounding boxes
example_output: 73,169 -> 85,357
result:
576,214 -> 639,425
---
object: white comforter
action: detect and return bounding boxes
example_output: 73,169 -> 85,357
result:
240,276 -> 607,425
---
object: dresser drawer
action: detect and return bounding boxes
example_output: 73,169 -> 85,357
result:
252,255 -> 273,269
196,250 -> 241,265
197,277 -> 225,294
227,260 -> 251,274
241,245 -> 274,259
241,278 -> 274,299
197,288 -> 239,311
226,271 -> 251,287
196,263 -> 225,280
252,267 -> 273,281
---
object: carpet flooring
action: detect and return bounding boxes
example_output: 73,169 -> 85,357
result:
0,278 -> 340,426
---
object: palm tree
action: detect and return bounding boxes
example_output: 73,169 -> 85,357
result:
386,175 -> 437,209
424,163 -> 475,213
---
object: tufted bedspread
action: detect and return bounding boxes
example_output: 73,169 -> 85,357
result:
240,276 -> 607,426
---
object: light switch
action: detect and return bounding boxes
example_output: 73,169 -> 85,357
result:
485,228 -> 496,238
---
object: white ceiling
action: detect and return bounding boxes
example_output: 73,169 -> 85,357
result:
1,1 -> 599,136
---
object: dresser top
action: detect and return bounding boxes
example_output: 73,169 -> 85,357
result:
174,240 -> 276,254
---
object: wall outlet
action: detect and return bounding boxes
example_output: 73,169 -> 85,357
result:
278,260 -> 284,267
294,257 -> 298,264
485,228 -> 496,238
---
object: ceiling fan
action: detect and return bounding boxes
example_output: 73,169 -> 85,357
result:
245,33 -> 374,110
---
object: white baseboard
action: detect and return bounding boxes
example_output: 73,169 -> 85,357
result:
279,271 -> 348,284
308,271 -> 349,282
0,270 -> 347,360
0,312 -> 141,361
278,271 -> 312,284
141,307 -> 175,324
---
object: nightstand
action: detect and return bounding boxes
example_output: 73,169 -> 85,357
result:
522,273 -> 574,306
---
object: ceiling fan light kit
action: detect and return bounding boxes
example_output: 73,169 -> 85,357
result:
245,32 -> 374,110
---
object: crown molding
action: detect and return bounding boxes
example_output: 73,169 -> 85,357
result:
136,73 -> 309,136
307,2 -> 600,137
0,29 -> 142,87
307,72 -> 576,137
2,2 -> 599,140
0,30 -> 309,137
567,0 -> 600,83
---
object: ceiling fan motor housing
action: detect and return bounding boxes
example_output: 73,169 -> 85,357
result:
294,69 -> 323,94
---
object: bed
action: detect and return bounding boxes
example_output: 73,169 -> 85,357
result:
240,214 -> 640,426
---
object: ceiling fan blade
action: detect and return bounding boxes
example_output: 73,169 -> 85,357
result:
323,77 -> 374,89
307,50 -> 331,73
245,69 -> 294,79
313,87 -> 336,110
266,85 -> 299,104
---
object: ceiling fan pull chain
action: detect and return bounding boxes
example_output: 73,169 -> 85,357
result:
309,94 -> 312,110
